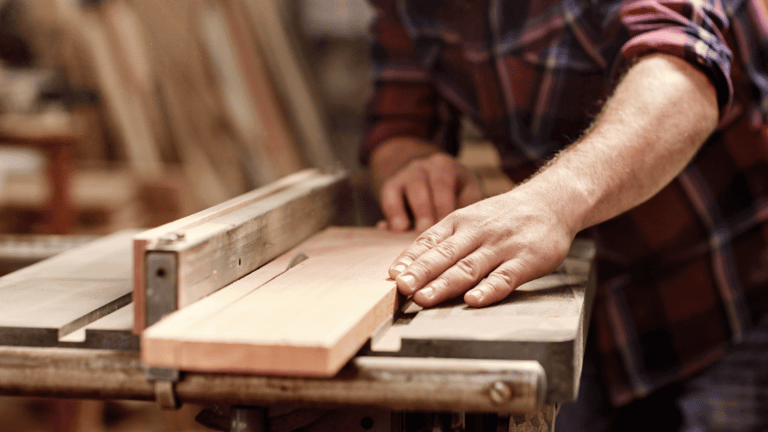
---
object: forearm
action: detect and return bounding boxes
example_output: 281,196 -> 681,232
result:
521,53 -> 719,236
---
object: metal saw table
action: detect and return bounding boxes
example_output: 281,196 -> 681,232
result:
0,169 -> 596,432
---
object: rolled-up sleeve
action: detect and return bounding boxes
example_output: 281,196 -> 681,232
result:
617,0 -> 734,114
361,0 -> 460,165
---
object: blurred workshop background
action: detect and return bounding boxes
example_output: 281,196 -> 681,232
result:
0,0 -> 513,430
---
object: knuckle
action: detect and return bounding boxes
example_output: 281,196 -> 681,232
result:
431,173 -> 456,190
414,230 -> 442,249
454,255 -> 484,281
427,277 -> 449,293
433,241 -> 460,262
406,260 -> 431,279
428,152 -> 452,165
381,179 -> 404,198
488,267 -> 518,292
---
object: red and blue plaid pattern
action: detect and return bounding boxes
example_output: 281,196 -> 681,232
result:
362,0 -> 768,406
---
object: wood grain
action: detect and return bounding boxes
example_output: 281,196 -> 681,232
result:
0,231 -> 137,347
133,169 -> 348,333
142,227 -> 417,377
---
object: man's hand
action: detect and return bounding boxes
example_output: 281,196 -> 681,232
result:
381,53 -> 718,308
370,137 -> 482,232
387,183 -> 574,307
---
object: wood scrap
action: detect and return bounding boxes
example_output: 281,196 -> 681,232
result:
142,227 -> 417,377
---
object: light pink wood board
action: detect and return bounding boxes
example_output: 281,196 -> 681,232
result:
142,227 -> 416,376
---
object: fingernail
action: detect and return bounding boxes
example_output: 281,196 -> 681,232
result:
389,263 -> 407,277
419,287 -> 435,300
467,289 -> 484,303
392,216 -> 408,231
398,273 -> 416,291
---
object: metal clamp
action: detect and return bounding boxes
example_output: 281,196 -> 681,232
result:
146,367 -> 181,410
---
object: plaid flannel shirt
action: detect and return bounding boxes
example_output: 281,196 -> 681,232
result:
362,0 -> 768,406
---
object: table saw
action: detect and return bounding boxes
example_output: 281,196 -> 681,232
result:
0,168 -> 596,432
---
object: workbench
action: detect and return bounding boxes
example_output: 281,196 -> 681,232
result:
0,170 -> 596,432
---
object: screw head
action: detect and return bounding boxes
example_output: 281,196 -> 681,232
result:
489,381 -> 514,404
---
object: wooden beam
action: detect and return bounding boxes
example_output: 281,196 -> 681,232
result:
133,168 -> 349,333
0,231 -> 137,348
142,227 -> 416,376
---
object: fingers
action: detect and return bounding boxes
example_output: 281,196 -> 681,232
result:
380,167 -> 437,233
394,232 -> 482,296
411,248 -> 499,307
425,157 -> 458,222
377,153 -> 477,233
388,222 -> 454,279
404,172 -> 437,232
464,260 -> 530,307
379,183 -> 410,232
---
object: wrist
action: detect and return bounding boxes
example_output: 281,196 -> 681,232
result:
514,166 -> 595,240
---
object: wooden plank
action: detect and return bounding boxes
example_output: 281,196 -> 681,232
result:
220,0 -> 308,177
63,304 -> 138,351
133,168 -> 349,333
100,0 -> 178,165
126,0 -> 251,203
240,0 -> 336,168
0,231 -> 137,347
52,0 -> 164,177
142,227 -> 416,376
126,0 -> 248,204
363,239 -> 597,403
198,0 -> 277,185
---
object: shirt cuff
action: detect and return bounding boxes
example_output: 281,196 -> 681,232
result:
618,27 -> 734,118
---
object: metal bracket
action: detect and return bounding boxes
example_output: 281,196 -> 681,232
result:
145,251 -> 178,328
146,367 -> 181,410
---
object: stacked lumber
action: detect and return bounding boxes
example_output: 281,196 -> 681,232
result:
18,0 -> 335,213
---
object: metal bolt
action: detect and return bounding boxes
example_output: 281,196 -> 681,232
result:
489,381 -> 513,404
